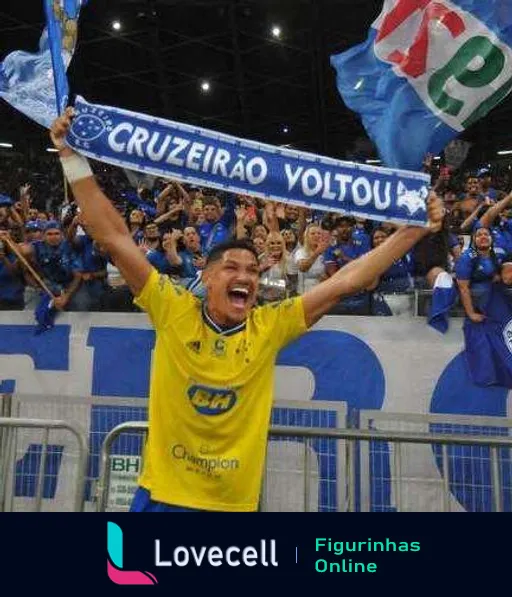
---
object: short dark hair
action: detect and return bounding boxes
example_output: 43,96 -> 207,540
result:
206,239 -> 259,267
335,216 -> 355,227
203,197 -> 219,208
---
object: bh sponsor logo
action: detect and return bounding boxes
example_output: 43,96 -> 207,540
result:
187,384 -> 238,415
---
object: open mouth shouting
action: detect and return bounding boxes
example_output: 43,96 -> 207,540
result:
227,285 -> 252,310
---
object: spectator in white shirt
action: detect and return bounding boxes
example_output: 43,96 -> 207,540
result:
294,224 -> 330,293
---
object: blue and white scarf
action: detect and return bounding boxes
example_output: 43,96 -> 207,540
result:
64,96 -> 431,226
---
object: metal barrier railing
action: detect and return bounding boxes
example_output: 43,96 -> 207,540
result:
359,410 -> 512,512
0,417 -> 89,512
96,421 -> 147,512
0,393 -> 13,508
6,394 -> 346,512
96,422 -> 512,512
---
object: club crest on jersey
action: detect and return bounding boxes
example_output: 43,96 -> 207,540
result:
212,338 -> 227,358
187,385 -> 238,415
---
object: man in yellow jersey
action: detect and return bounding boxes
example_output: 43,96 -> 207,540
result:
50,109 -> 444,512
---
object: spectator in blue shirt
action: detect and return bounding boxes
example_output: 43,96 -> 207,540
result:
164,227 -> 206,279
128,209 -> 145,246
198,195 -> 236,254
352,218 -> 371,254
324,217 -> 370,314
75,235 -> 108,310
66,214 -> 109,310
477,168 -> 498,201
461,193 -> 512,257
370,228 -> 413,293
24,220 -> 82,311
24,220 -> 43,243
140,222 -> 162,254
324,217 -> 368,276
455,227 -> 502,323
143,226 -> 180,276
472,190 -> 512,257
0,231 -> 25,310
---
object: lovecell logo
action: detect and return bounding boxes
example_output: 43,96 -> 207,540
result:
107,522 -> 158,586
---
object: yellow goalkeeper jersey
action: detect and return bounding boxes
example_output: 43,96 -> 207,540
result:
134,269 -> 308,512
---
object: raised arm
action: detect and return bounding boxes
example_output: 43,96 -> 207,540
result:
302,196 -> 445,327
162,229 -> 184,267
235,206 -> 248,240
153,203 -> 184,225
480,191 -> 512,229
460,203 -> 485,233
19,184 -> 31,222
297,207 -> 307,245
175,181 -> 192,209
219,193 -> 236,228
263,202 -> 279,233
50,108 -> 152,296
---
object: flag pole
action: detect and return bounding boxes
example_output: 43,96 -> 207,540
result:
63,164 -> 69,205
3,236 -> 56,300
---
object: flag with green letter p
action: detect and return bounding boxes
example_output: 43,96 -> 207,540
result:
331,0 -> 512,170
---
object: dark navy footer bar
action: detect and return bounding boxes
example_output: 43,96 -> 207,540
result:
0,514 -> 508,590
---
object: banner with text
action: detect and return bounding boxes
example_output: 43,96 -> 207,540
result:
66,96 -> 431,226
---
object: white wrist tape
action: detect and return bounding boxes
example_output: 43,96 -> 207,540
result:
60,153 -> 93,184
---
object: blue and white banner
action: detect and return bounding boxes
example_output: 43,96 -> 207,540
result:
66,96 -> 431,226
331,0 -> 512,170
0,0 -> 85,128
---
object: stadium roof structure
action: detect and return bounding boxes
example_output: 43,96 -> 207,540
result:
1,0 -> 512,165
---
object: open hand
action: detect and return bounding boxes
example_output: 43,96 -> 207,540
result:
235,206 -> 247,222
20,184 -> 31,200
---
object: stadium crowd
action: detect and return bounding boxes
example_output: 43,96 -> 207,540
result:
1,150 -> 512,321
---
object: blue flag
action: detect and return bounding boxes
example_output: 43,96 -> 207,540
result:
34,293 -> 57,335
0,1 -> 85,127
44,0 -> 86,113
331,1 -> 512,170
121,190 -> 158,219
464,284 -> 512,387
428,271 -> 458,333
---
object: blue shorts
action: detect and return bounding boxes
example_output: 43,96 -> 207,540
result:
129,487 -> 201,512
